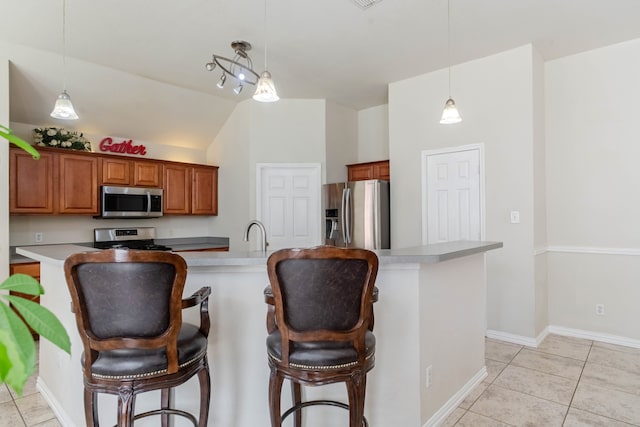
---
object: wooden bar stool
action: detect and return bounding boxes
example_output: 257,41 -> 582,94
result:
265,245 -> 379,427
64,249 -> 211,427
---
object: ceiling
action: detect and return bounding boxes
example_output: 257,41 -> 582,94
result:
2,0 -> 640,150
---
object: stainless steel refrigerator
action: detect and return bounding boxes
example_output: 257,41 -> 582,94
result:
323,180 -> 390,249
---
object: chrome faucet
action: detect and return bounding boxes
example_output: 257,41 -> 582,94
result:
243,220 -> 268,252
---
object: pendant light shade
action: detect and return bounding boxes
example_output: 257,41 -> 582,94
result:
440,0 -> 460,124
253,0 -> 279,103
51,90 -> 79,120
51,0 -> 78,120
440,97 -> 461,124
253,71 -> 279,102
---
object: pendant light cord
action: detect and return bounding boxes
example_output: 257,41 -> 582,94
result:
62,0 -> 68,91
263,0 -> 268,69
447,0 -> 451,97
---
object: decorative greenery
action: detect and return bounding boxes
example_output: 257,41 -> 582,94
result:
1,126 -> 71,396
33,126 -> 92,151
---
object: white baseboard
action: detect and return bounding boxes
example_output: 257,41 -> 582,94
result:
36,376 -> 76,427
422,367 -> 488,427
548,325 -> 640,349
486,326 -> 640,349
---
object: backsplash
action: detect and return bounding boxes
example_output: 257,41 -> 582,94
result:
9,215 -> 214,246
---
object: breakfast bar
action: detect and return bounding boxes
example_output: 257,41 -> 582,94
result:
18,240 -> 501,427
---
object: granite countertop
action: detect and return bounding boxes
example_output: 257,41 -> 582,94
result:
16,240 -> 502,267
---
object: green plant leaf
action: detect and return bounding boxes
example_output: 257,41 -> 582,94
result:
0,125 -> 40,159
0,274 -> 43,296
6,296 -> 71,355
0,304 -> 36,395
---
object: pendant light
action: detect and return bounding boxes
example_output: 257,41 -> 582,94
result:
440,0 -> 461,124
253,0 -> 279,102
51,0 -> 79,120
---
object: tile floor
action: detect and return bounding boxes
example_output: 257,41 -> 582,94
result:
444,334 -> 640,426
2,334 -> 639,426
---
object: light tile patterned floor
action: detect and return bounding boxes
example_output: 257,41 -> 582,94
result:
2,334 -> 639,426
443,334 -> 640,427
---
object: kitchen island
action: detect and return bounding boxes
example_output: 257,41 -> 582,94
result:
18,240 -> 501,427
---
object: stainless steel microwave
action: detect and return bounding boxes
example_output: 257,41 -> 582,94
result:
99,186 -> 163,218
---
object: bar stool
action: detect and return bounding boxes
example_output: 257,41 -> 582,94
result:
265,245 -> 379,427
64,249 -> 211,427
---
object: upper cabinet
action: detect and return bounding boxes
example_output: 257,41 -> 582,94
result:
10,146 -> 218,216
10,148 -> 98,215
163,163 -> 219,215
101,158 -> 162,188
347,160 -> 390,181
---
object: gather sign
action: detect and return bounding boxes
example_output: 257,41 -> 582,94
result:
98,137 -> 147,156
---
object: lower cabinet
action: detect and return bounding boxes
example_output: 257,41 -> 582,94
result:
9,262 -> 41,340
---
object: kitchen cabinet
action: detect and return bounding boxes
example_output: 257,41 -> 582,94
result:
101,157 -> 162,188
10,149 -> 55,214
9,262 -> 41,339
10,148 -> 98,215
163,164 -> 219,215
347,160 -> 390,181
58,153 -> 99,214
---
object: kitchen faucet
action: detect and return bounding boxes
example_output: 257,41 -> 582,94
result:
243,220 -> 268,252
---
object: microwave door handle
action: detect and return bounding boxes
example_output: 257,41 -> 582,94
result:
146,191 -> 151,216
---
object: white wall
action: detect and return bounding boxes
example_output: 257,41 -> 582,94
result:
358,104 -> 389,163
389,45 -> 539,338
326,101 -> 358,183
1,57 -> 9,279
546,38 -> 640,341
209,99 -> 329,251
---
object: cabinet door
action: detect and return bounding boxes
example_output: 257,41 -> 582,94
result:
191,166 -> 218,215
134,161 -> 162,187
58,153 -> 99,214
348,164 -> 374,181
163,164 -> 191,214
101,157 -> 132,185
373,161 -> 390,180
10,149 -> 55,213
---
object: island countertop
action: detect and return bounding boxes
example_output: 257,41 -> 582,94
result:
17,240 -> 502,267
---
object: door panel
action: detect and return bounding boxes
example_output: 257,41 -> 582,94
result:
425,147 -> 482,244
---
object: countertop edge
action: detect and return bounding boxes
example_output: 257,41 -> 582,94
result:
16,241 -> 503,267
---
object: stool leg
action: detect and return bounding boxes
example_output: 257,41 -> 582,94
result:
161,387 -> 172,427
268,369 -> 284,427
290,381 -> 302,427
197,362 -> 211,427
346,374 -> 366,427
84,388 -> 98,426
117,386 -> 135,427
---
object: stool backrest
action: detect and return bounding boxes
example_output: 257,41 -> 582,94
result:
267,246 -> 378,359
64,249 -> 187,373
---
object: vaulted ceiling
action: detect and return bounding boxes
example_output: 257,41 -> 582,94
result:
2,0 -> 640,150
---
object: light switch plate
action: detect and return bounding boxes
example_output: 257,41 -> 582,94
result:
510,211 -> 520,224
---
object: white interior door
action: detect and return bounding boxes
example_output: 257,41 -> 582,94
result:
257,163 -> 322,250
422,145 -> 484,244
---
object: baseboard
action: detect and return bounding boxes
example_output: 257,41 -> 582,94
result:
422,367 -> 488,427
485,329 -> 548,347
548,325 -> 640,349
36,376 -> 76,427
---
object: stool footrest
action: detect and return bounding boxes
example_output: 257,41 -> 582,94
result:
281,400 -> 369,427
113,408 -> 198,427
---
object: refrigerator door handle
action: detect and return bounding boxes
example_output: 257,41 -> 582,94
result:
343,187 -> 352,245
373,182 -> 380,249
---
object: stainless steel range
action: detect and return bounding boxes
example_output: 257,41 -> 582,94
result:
93,227 -> 172,251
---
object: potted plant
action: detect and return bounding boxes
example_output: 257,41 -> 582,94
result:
0,125 -> 71,395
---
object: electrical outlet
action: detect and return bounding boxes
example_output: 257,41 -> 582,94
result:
425,365 -> 432,389
34,232 -> 44,243
595,304 -> 605,316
